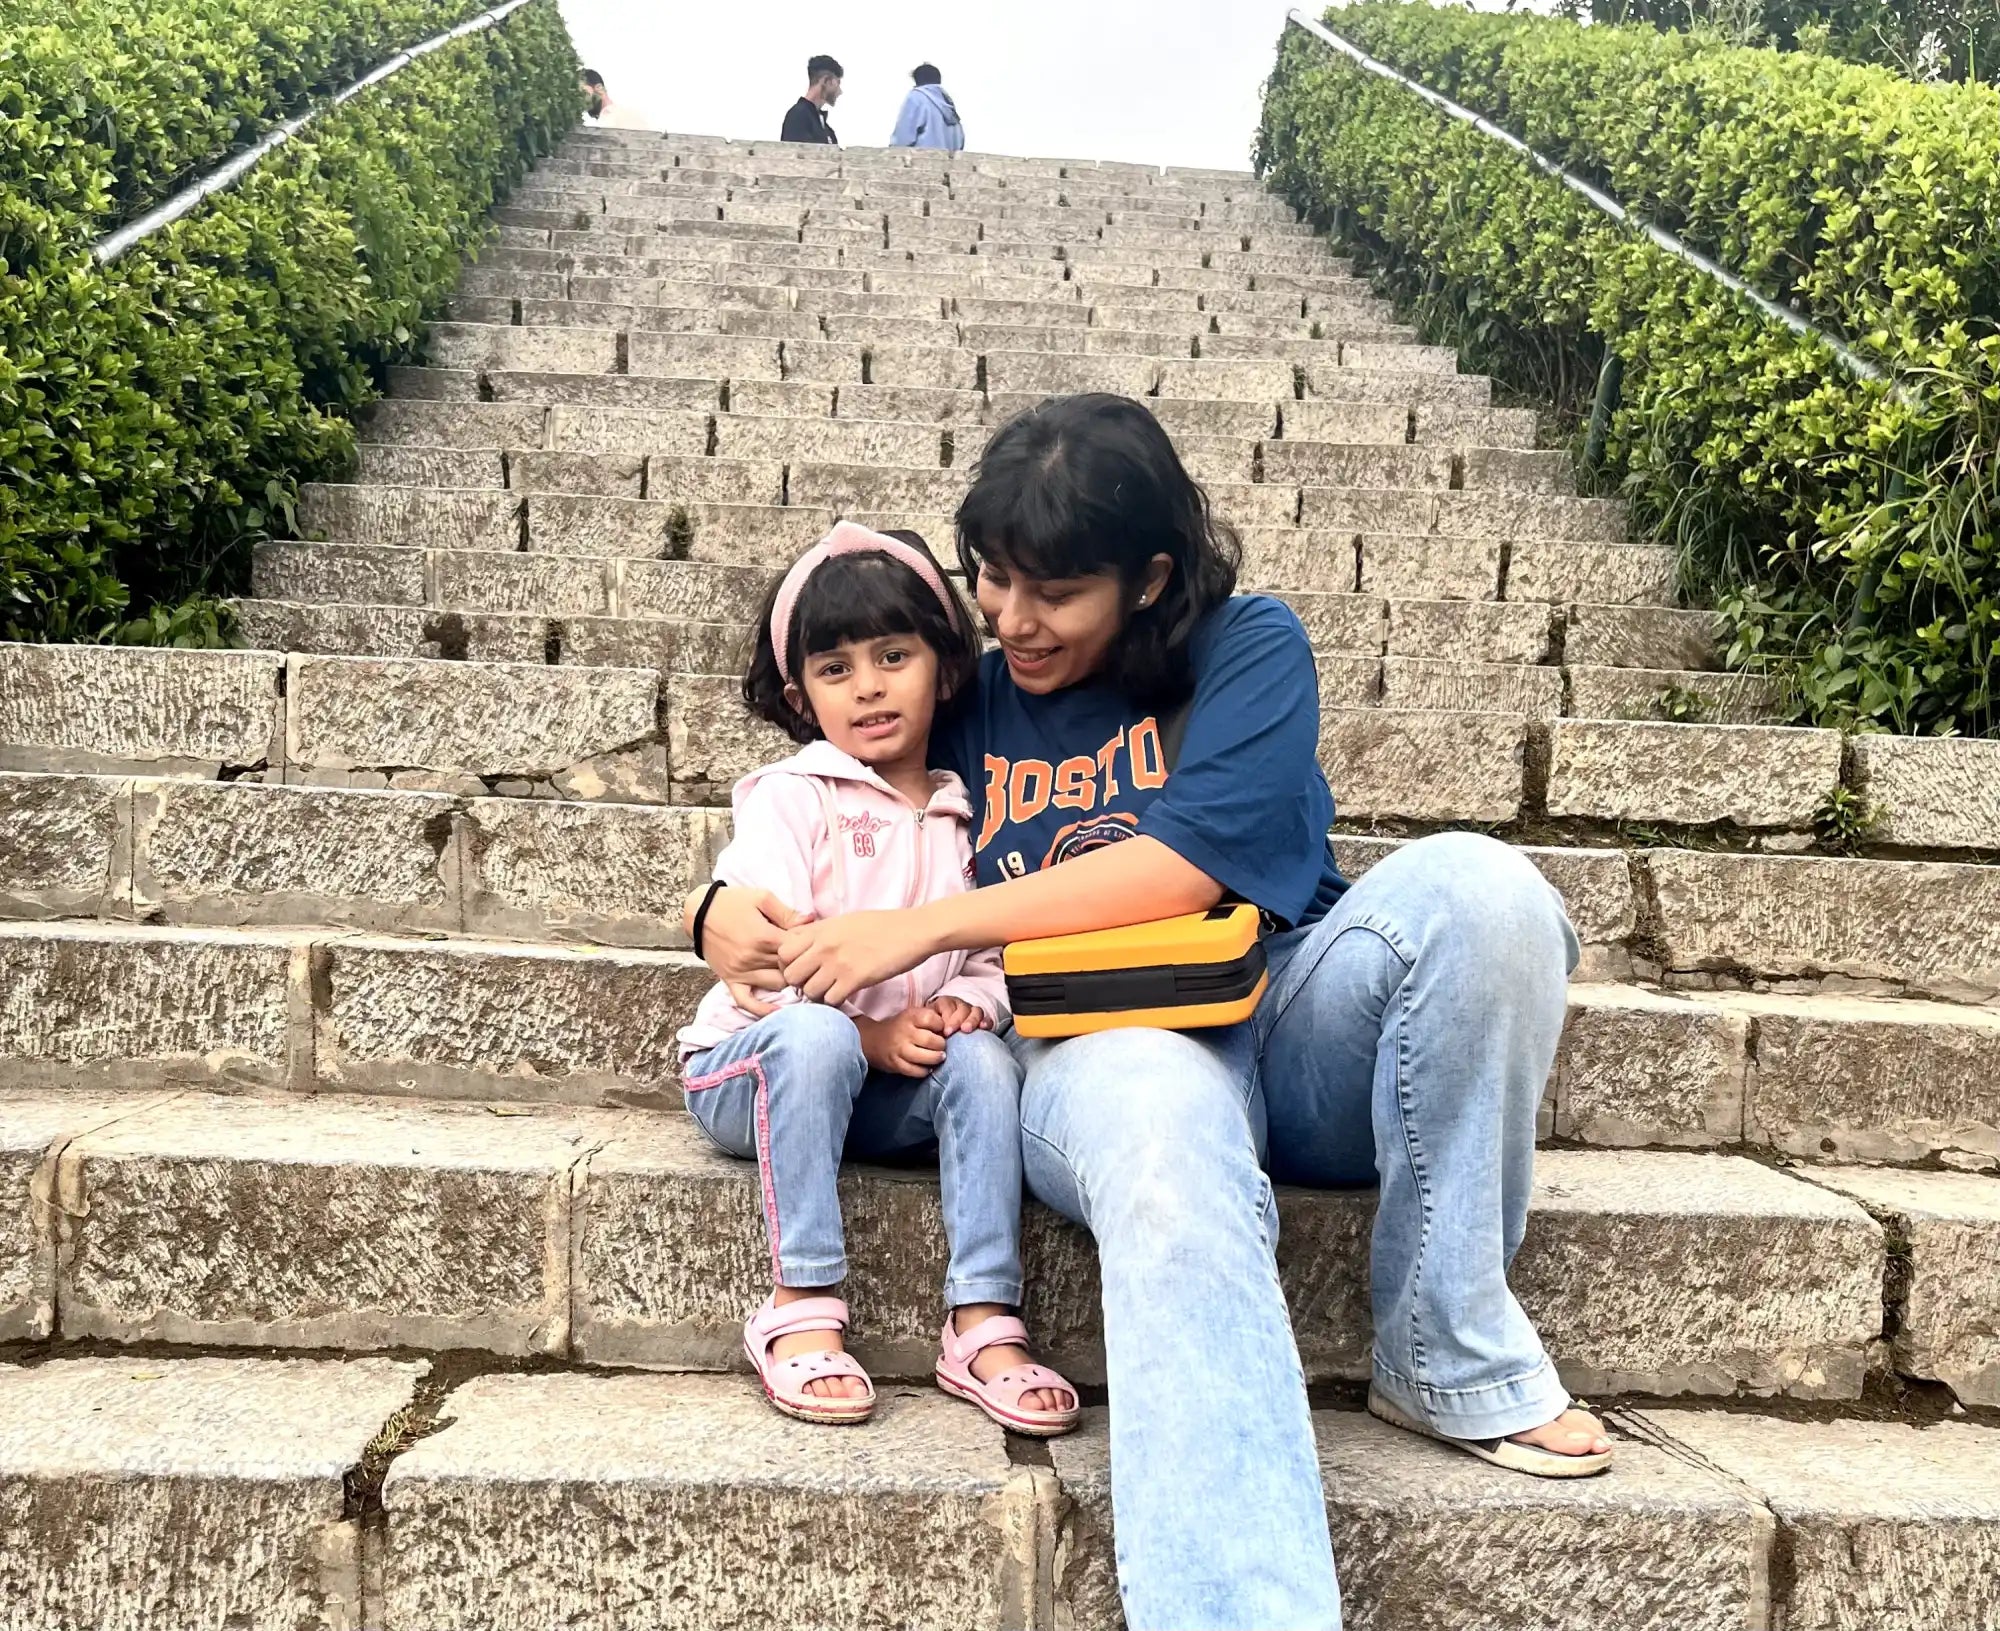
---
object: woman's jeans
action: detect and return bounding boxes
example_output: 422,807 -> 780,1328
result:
1012,832 -> 1580,1631
684,1005 -> 1026,1308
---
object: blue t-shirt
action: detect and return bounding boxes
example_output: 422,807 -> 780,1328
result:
933,594 -> 1345,928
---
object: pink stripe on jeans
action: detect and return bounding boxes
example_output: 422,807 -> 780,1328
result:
684,1053 -> 784,1282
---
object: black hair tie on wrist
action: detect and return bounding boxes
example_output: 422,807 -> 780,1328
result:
691,879 -> 726,959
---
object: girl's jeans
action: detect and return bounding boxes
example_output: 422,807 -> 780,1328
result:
684,1005 -> 1026,1309
1011,832 -> 1580,1631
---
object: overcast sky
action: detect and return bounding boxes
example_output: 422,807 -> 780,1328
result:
556,1 -> 1483,173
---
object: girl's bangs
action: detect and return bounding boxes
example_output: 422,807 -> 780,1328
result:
792,554 -> 939,658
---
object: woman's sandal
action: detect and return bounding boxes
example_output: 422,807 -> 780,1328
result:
1367,1387 -> 1612,1478
935,1313 -> 1081,1437
743,1293 -> 876,1426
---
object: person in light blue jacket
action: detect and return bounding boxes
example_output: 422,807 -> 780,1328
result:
891,64 -> 966,151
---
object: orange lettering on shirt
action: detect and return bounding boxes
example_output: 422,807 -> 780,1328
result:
1008,758 -> 1053,823
977,754 -> 1009,851
1095,731 -> 1124,802
1052,755 -> 1097,811
1129,717 -> 1168,789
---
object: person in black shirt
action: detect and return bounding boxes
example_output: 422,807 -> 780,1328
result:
781,54 -> 843,144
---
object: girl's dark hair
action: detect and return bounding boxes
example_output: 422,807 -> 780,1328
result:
954,393 -> 1240,707
742,530 -> 981,745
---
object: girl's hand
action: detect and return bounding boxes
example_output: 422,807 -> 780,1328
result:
689,887 -> 811,989
930,995 -> 991,1035
779,910 -> 938,1006
855,1009 -> 949,1078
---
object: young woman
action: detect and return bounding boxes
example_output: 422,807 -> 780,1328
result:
680,522 -> 1078,1435
688,395 -> 1611,1631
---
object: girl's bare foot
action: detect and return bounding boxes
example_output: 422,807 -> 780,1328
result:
1509,1406 -> 1612,1458
954,1302 -> 1069,1413
768,1284 -> 871,1401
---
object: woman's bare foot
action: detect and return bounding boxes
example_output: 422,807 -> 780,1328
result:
1509,1405 -> 1612,1459
767,1284 -> 871,1401
954,1303 -> 1070,1414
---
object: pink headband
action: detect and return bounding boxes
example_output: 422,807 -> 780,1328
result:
771,521 -> 961,683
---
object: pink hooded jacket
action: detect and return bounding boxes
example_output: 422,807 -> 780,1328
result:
677,740 -> 1010,1057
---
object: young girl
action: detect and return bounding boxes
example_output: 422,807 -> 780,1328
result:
677,521 -> 1080,1435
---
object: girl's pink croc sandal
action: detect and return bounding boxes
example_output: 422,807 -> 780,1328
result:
743,1293 -> 876,1426
935,1313 -> 1080,1437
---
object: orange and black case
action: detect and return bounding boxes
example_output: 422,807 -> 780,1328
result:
1003,904 -> 1269,1038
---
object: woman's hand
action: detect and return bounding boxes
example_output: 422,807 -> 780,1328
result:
779,909 -> 939,1006
687,887 -> 810,991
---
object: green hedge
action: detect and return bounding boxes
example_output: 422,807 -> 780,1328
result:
1260,3 -> 2000,735
0,0 -> 579,642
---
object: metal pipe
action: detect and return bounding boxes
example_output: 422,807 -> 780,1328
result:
94,0 -> 538,264
1282,8 -> 1888,387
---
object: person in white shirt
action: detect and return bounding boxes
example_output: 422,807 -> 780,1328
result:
581,69 -> 655,131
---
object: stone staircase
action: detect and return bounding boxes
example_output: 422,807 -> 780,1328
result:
2,125 -> 1998,1628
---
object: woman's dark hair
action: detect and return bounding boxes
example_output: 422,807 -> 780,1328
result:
743,531 -> 980,745
954,393 -> 1240,707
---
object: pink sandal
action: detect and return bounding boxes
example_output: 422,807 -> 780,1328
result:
743,1293 -> 876,1425
935,1313 -> 1081,1437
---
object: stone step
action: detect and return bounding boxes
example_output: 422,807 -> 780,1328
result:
17,1352 -> 1984,1631
0,1084 -> 1885,1395
1,887 -> 1997,1162
0,1355 -> 422,1631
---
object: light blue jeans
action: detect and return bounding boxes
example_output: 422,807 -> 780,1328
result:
1013,832 -> 1579,1631
684,1004 -> 1026,1308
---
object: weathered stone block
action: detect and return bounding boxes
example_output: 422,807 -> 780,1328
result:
507,450 -> 645,496
983,351 -> 1159,396
1634,1410 -> 2000,1631
1355,533 -> 1501,599
462,799 -> 722,946
667,674 -> 793,800
0,772 -> 124,918
1517,1151 -> 1880,1397
430,548 -> 610,615
1238,529 -> 1356,594
300,483 -> 521,551
0,922 -> 293,1088
1555,984 -> 1747,1147
1647,850 -> 2000,998
132,781 -> 456,932
1321,709 -> 1527,823
1050,1409 -> 1771,1631
1388,598 -> 1552,663
713,415 -> 942,467
617,560 -> 769,623
1563,603 -> 1719,670
285,655 -> 659,791
627,332 -> 781,381
55,1095 -> 624,1352
1545,720 -> 1841,827
1813,1168 -> 2000,1406
314,938 -> 706,1106
1301,489 -> 1438,534
1733,991 -> 2000,1165
1271,592 -> 1385,653
1567,665 -> 1784,724
0,644 -> 283,777
1264,441 -> 1452,489
428,322 -> 619,374
253,539 -> 427,606
1513,541 -> 1679,607
1853,734 -> 2000,852
380,1376 -> 1037,1631
0,1356 -> 419,1631
0,1091 -> 172,1340
1380,657 -> 1562,715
